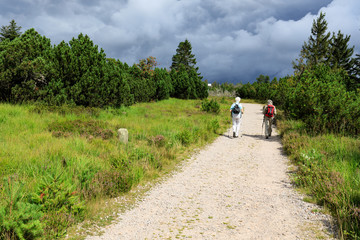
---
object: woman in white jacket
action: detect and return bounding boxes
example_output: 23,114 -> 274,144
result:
230,97 -> 244,138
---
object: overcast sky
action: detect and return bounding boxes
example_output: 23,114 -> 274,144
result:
1,0 -> 359,83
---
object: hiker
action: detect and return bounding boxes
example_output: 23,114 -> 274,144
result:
263,99 -> 276,139
230,97 -> 244,138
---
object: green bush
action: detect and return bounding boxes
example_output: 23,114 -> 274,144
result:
153,68 -> 172,101
48,119 -> 114,140
205,119 -> 220,134
201,99 -> 220,114
176,130 -> 193,146
0,178 -> 43,240
90,169 -> 132,197
148,135 -> 166,148
237,65 -> 360,136
170,65 -> 207,100
130,147 -> 162,170
0,28 -> 53,103
0,27 -> 212,107
31,171 -> 85,238
128,65 -> 157,103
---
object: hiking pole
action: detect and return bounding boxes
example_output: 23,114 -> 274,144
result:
228,111 -> 232,138
228,120 -> 232,138
239,114 -> 243,137
262,116 -> 265,137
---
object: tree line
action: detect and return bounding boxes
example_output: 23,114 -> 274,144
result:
0,20 -> 208,107
237,12 -> 360,136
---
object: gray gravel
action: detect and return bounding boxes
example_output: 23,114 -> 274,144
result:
86,103 -> 336,240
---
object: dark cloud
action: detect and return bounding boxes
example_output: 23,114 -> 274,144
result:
0,0 -> 32,14
270,0 -> 333,21
0,0 -> 359,84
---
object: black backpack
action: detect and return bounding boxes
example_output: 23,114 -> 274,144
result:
232,104 -> 241,114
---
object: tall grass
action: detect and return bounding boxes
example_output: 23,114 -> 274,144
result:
278,119 -> 360,239
0,97 -> 231,239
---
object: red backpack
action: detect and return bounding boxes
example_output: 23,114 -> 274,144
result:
265,104 -> 275,118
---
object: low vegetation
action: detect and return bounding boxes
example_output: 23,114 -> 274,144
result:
277,120 -> 360,239
0,97 -> 231,239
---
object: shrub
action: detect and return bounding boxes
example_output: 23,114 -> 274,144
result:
31,172 -> 84,238
148,135 -> 166,148
207,119 -> 220,134
201,99 -> 220,114
89,169 -> 132,197
130,147 -> 162,170
176,130 -> 193,146
0,29 -> 53,103
48,119 -> 114,140
0,177 -> 43,240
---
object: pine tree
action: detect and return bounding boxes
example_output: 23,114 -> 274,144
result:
353,54 -> 360,78
301,12 -> 331,67
256,74 -> 270,84
170,39 -> 207,99
329,30 -> 354,72
0,28 -> 53,102
349,53 -> 360,91
0,19 -> 22,41
171,39 -> 199,72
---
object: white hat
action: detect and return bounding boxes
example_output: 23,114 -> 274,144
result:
235,97 -> 241,103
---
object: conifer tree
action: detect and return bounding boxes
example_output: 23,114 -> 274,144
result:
329,30 -> 354,72
256,74 -> 270,84
171,39 -> 199,72
299,12 -> 331,67
0,28 -> 53,102
0,20 -> 22,41
170,39 -> 207,99
349,53 -> 360,91
353,54 -> 360,77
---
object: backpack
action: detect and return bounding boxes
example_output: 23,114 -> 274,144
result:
265,104 -> 275,118
232,104 -> 241,114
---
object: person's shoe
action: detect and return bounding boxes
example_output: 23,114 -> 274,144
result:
233,132 -> 236,138
266,136 -> 269,139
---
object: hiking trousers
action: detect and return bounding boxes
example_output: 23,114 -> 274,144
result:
232,117 -> 241,137
264,116 -> 273,137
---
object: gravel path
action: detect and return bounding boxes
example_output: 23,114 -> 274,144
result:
86,103 -> 336,240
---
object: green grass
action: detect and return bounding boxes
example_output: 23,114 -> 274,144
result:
0,97 -> 234,239
278,119 -> 360,239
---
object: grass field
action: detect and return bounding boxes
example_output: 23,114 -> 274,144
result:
278,119 -> 360,239
0,97 -> 236,239
3,97 -> 358,239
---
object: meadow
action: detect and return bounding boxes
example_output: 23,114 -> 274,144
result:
278,119 -> 360,239
0,97 -> 232,239
1,97 -> 360,239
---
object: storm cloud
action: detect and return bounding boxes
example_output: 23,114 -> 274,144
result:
1,0 -> 359,83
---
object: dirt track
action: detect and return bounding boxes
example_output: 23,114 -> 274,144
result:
86,103 -> 336,240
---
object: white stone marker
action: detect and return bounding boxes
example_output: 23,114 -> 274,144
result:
117,128 -> 128,144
